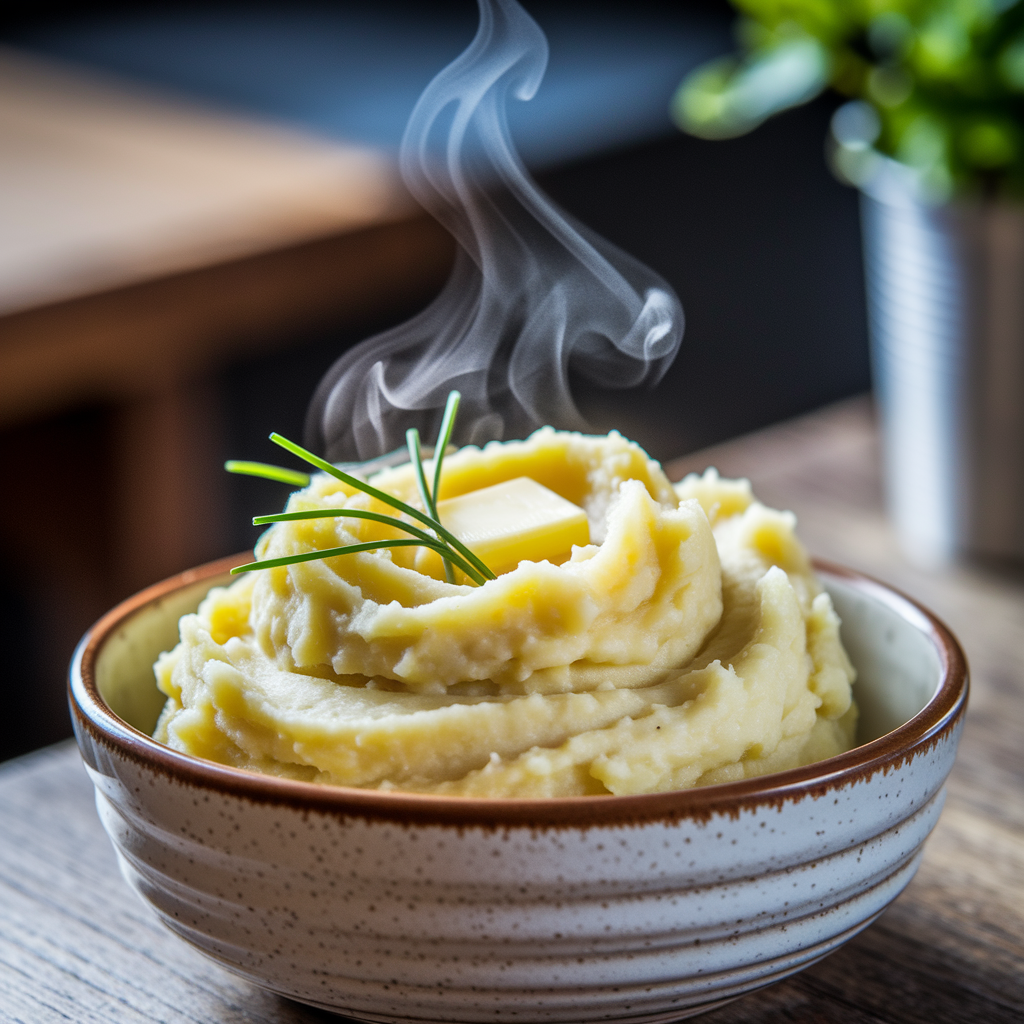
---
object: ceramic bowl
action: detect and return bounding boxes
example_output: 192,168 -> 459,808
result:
69,554 -> 967,1023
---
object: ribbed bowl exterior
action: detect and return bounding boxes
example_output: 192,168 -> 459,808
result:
73,723 -> 959,1023
69,556 -> 967,1022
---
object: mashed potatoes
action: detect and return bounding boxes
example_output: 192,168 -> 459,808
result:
153,429 -> 857,796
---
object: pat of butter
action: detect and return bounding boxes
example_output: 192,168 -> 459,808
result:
415,477 -> 590,579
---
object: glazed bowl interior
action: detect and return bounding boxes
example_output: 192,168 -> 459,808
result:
95,567 -> 943,752
826,575 -> 941,743
95,574 -> 225,736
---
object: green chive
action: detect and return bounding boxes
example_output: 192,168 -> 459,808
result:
406,428 -> 437,519
227,390 -> 493,585
268,431 -> 495,581
430,391 -> 461,584
407,426 -> 454,583
432,390 -> 460,504
230,537 -> 470,575
250,506 -> 486,584
225,460 -> 310,487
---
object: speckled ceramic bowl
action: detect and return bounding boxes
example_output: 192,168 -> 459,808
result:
70,554 -> 967,1023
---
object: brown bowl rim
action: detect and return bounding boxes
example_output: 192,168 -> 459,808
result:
69,553 -> 968,828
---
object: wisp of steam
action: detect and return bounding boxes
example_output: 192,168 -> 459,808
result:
306,0 -> 684,462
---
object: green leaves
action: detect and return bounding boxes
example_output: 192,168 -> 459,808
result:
228,391 -> 496,585
673,37 -> 829,139
676,0 -> 1024,197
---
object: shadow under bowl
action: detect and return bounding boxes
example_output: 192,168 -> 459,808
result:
69,554 -> 967,1023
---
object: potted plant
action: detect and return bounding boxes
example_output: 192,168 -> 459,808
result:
673,0 -> 1024,565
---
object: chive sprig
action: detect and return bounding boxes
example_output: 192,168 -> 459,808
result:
225,390 -> 494,585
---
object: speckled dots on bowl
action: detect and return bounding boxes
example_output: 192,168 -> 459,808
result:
70,555 -> 967,1023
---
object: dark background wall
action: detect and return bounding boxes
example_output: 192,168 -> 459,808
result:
543,96 -> 869,458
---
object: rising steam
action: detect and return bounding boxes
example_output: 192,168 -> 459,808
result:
306,0 -> 684,462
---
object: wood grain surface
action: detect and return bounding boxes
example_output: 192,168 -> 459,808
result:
2,397 -> 1022,1023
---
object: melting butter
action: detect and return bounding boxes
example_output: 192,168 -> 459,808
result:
414,476 -> 589,579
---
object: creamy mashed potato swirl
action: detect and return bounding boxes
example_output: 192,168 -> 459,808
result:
153,429 -> 857,796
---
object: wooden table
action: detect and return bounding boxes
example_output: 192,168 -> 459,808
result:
2,397 -> 1022,1023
